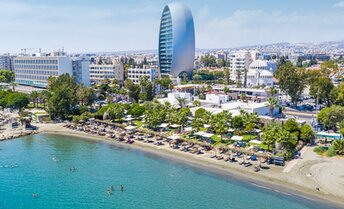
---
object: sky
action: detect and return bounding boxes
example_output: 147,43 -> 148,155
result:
1,0 -> 344,53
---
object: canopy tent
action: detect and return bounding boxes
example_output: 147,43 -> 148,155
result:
170,124 -> 181,128
159,123 -> 169,128
125,125 -> 137,131
228,128 -> 235,132
231,135 -> 243,141
184,127 -> 193,132
168,134 -> 181,140
195,131 -> 213,138
316,132 -> 341,140
249,139 -> 262,144
203,133 -> 214,138
204,124 -> 211,129
124,118 -> 134,122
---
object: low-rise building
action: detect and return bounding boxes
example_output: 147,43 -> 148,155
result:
14,54 -> 90,88
128,67 -> 156,84
246,60 -> 274,87
89,61 -> 124,85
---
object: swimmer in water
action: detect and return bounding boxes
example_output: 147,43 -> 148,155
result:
120,184 -> 123,192
32,193 -> 39,198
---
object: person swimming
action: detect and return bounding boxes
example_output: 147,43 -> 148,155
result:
32,193 -> 39,198
120,184 -> 124,192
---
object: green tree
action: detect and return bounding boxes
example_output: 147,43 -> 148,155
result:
231,116 -> 243,129
47,74 -> 78,119
284,118 -> 300,139
308,70 -> 335,107
300,124 -> 315,144
224,68 -> 230,85
275,61 -> 308,105
128,103 -> 146,117
125,79 -> 141,102
0,70 -> 15,83
262,123 -> 279,151
317,105 -> 344,130
223,86 -> 230,94
5,92 -> 30,109
30,91 -> 40,108
77,85 -> 96,106
210,111 -> 231,140
193,100 -> 201,107
107,103 -> 125,120
267,97 -> 278,117
201,55 -> 217,67
332,140 -> 344,155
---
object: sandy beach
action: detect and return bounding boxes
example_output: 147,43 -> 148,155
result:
29,122 -> 344,208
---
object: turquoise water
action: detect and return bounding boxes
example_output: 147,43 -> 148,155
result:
0,134 -> 339,209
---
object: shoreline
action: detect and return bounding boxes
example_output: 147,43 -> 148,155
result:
37,125 -> 344,208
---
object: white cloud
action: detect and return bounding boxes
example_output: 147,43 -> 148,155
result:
333,1 -> 344,8
0,0 -> 160,53
196,9 -> 344,49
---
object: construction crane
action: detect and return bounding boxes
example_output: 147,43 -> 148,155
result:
21,48 -> 41,55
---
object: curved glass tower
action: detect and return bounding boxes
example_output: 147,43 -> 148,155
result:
158,2 -> 195,77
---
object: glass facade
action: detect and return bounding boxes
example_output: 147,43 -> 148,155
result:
158,3 -> 195,77
159,6 -> 173,74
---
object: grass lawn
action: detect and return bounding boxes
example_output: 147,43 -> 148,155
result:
134,120 -> 145,128
242,134 -> 258,141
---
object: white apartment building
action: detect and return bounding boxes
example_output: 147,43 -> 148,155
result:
229,51 -> 252,82
14,55 -> 90,88
89,61 -> 124,85
128,67 -> 156,84
72,56 -> 90,86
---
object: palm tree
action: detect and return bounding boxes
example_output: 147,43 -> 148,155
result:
267,97 -> 278,117
243,68 -> 248,88
11,81 -> 17,92
240,93 -> 247,102
236,70 -> 242,87
30,91 -> 39,108
176,97 -> 187,108
332,140 -> 344,155
268,87 -> 278,98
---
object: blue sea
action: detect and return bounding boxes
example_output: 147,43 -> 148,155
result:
0,134 -> 340,209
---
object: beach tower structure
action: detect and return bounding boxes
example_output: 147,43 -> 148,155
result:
158,2 -> 195,78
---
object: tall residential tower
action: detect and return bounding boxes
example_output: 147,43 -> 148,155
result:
158,2 -> 195,78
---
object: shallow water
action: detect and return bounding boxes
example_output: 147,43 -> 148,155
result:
0,134 -> 339,209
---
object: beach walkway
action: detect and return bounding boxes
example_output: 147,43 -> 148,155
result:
283,146 -> 309,173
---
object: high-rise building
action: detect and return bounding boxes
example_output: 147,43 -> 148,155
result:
14,54 -> 90,88
229,51 -> 252,82
0,54 -> 13,71
72,56 -> 90,86
158,2 -> 195,78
